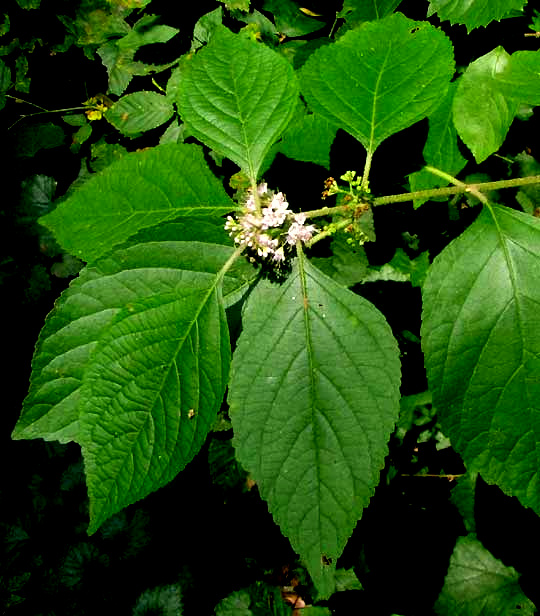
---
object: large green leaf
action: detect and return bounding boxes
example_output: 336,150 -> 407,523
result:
41,144 -> 234,263
421,205 -> 540,513
12,242 -> 248,446
299,13 -> 454,161
81,267 -> 230,533
435,535 -> 535,615
453,47 -> 518,163
177,27 -> 299,182
427,0 -> 527,32
228,254 -> 401,597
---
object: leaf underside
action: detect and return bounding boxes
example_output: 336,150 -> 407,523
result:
229,254 -> 401,597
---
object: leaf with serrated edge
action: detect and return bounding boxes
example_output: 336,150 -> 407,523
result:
435,535 -> 535,615
453,47 -> 518,163
422,205 -> 540,514
81,269 -> 230,534
40,144 -> 234,263
228,254 -> 401,597
12,242 -> 245,446
106,91 -> 174,136
177,27 -> 299,181
300,13 -> 454,157
427,0 -> 527,32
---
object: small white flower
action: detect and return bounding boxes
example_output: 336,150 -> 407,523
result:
286,213 -> 318,245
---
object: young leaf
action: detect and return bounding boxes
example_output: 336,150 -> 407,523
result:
421,205 -> 540,515
106,91 -> 174,136
41,144 -> 235,262
453,47 -> 518,163
228,253 -> 401,597
12,242 -> 246,445
81,266 -> 230,534
435,535 -> 535,615
177,27 -> 299,182
427,0 -> 527,32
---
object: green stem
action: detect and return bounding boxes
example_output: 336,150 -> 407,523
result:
425,165 -> 488,204
305,217 -> 352,248
361,149 -> 374,191
372,174 -> 540,206
217,245 -> 244,283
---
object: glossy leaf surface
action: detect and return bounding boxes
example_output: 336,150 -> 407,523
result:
41,144 -> 234,262
300,13 -> 454,155
229,254 -> 401,596
178,27 -> 298,181
422,205 -> 540,513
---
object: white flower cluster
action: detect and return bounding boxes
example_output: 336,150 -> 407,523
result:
225,183 -> 317,263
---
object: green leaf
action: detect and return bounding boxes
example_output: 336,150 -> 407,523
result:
450,471 -> 478,534
421,205 -> 540,514
409,82 -> 467,207
453,47 -> 518,163
0,58 -> 11,110
499,50 -> 540,106
427,0 -> 527,32
340,0 -> 403,20
263,0 -> 326,37
279,112 -> 337,168
97,16 -> 178,96
312,236 -> 371,287
12,242 -> 246,445
192,7 -> 223,51
106,91 -> 174,136
218,0 -> 250,11
177,27 -> 299,181
435,535 -> 535,615
229,254 -> 401,597
15,0 -> 40,8
41,144 -> 235,263
300,13 -> 454,161
338,0 -> 404,32
14,122 -> 65,157
82,269 -> 230,533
